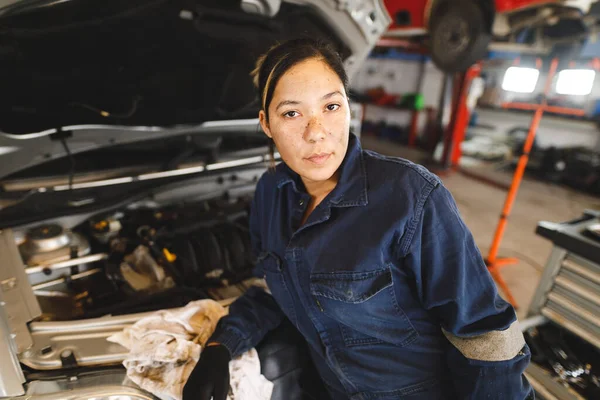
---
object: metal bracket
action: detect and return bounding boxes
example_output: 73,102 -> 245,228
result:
0,229 -> 42,397
0,289 -> 25,397
0,229 -> 41,352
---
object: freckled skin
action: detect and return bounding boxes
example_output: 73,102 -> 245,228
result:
259,58 -> 350,208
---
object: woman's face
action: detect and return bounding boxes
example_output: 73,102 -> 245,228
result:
259,58 -> 350,184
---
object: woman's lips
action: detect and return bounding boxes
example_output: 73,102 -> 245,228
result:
305,153 -> 331,165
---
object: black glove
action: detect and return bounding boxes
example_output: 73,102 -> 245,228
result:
183,344 -> 231,400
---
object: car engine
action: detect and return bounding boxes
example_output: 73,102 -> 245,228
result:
14,195 -> 256,321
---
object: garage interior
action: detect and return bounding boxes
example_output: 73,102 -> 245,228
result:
1,0 -> 600,399
351,1 -> 600,397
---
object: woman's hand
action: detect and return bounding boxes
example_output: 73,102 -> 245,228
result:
183,343 -> 231,400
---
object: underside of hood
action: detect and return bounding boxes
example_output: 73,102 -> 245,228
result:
0,0 -> 388,134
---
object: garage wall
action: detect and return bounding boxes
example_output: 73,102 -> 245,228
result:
350,56 -> 444,137
351,57 -> 444,106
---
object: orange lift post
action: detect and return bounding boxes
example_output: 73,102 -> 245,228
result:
485,58 -> 560,308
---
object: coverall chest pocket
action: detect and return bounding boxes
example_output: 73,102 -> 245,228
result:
310,266 -> 418,347
257,252 -> 297,324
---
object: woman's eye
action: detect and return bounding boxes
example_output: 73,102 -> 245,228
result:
283,110 -> 299,118
326,104 -> 340,111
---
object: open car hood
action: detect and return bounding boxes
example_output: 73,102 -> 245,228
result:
0,0 -> 390,179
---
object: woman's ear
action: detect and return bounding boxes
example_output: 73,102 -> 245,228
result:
259,110 -> 272,139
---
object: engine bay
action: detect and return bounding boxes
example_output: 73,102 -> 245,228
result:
14,194 -> 257,322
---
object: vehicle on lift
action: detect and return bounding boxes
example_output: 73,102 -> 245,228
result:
0,0 -> 390,398
384,0 -> 595,72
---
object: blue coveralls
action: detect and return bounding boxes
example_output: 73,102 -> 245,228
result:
210,134 -> 533,399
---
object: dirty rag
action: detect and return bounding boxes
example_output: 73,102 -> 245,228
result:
107,299 -> 273,400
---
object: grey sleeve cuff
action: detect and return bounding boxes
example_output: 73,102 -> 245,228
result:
442,320 -> 525,362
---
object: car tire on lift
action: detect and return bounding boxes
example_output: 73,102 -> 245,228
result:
429,0 -> 491,73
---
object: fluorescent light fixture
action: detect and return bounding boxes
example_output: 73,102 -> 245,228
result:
556,69 -> 595,96
501,67 -> 540,93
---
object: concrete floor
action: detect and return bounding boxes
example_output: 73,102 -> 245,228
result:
361,136 -> 600,319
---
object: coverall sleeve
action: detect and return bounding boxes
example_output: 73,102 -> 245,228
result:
401,183 -> 533,399
208,180 -> 286,358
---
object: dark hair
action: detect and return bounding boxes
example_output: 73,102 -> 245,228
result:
251,38 -> 349,166
252,38 -> 348,119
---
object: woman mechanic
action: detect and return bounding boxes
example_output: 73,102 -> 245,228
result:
183,38 -> 533,400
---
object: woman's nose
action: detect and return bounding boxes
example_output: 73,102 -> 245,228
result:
303,116 -> 326,143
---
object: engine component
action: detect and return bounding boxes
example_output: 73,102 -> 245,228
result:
135,226 -> 184,284
169,220 -> 253,285
171,228 -> 224,283
17,224 -> 102,293
12,197 -> 255,321
32,268 -> 103,291
24,253 -> 108,287
119,245 -> 174,293
19,224 -> 91,266
25,254 -> 109,276
90,215 -> 123,244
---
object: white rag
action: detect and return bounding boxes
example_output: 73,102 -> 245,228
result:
107,299 -> 273,400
